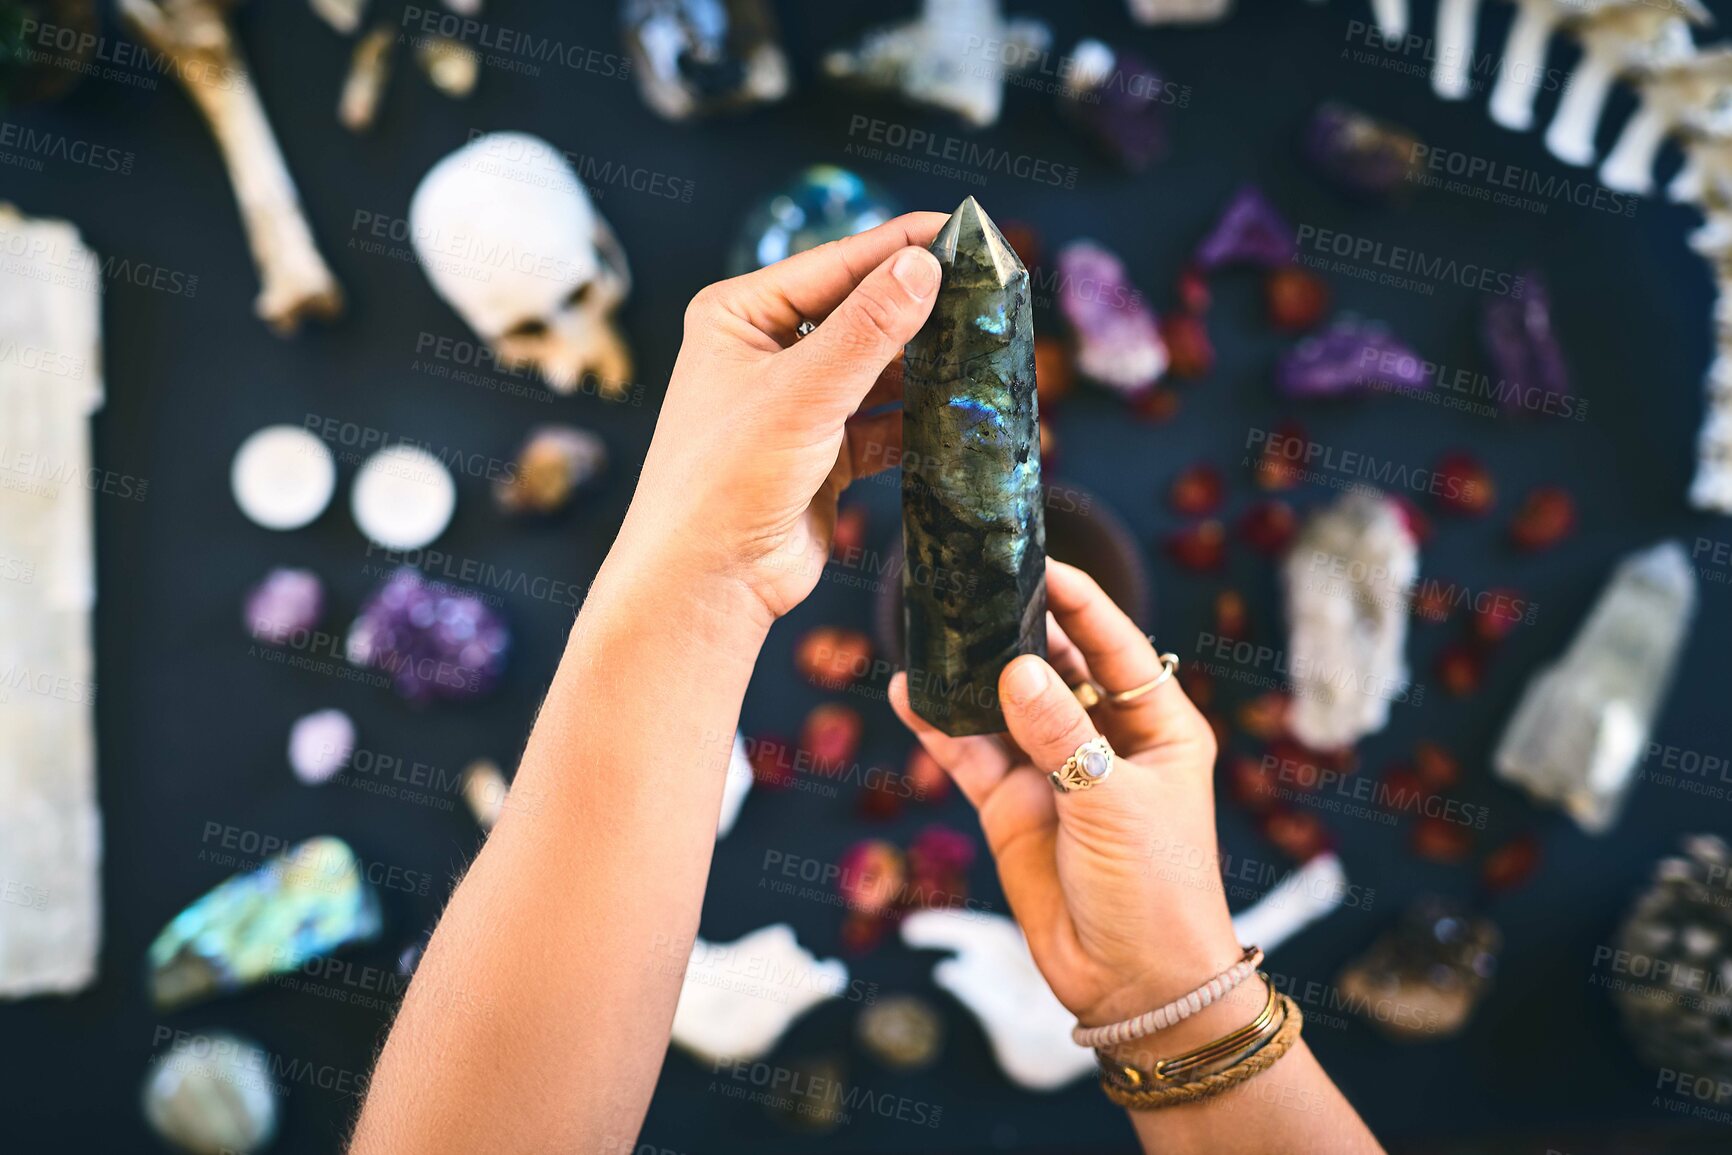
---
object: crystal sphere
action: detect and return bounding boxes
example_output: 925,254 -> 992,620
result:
728,166 -> 899,275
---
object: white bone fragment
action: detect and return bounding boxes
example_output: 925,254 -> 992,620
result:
1433,0 -> 1485,100
311,0 -> 366,35
1489,0 -> 1568,131
716,733 -> 753,839
900,857 -> 1346,1090
1230,852 -> 1349,951
901,909 -> 1096,1090
670,925 -> 848,1064
339,25 -> 394,132
462,760 -> 507,830
1370,0 -> 1408,41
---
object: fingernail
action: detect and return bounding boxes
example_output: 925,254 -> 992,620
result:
893,250 -> 939,299
1004,658 -> 1048,706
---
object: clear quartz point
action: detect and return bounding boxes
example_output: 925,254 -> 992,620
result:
1494,541 -> 1697,833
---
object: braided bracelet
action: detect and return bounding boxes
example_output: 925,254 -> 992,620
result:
1099,996 -> 1304,1112
1071,946 -> 1264,1048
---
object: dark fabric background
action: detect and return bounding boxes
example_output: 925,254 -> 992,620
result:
2,0 -> 1730,1151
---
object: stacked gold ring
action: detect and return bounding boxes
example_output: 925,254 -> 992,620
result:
1071,653 -> 1180,710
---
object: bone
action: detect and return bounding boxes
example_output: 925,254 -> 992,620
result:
1230,852 -> 1350,951
311,0 -> 366,34
901,909 -> 1096,1089
1489,0 -> 1568,132
118,0 -> 343,334
669,924 -> 848,1064
461,760 -> 508,831
1370,0 -> 1408,41
1603,48 -> 1732,194
1687,206 -> 1732,510
1667,130 -> 1732,509
715,733 -> 754,839
415,35 -> 479,98
1432,0 -> 1484,100
900,857 -> 1347,1089
1542,2 -> 1707,168
339,24 -> 395,132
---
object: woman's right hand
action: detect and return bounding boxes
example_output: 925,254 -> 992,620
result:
891,559 -> 1249,1047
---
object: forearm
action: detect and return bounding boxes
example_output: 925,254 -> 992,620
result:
351,534 -> 769,1154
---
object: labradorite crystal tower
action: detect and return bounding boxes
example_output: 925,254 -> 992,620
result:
902,197 -> 1045,736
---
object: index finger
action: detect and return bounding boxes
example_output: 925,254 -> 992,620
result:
713,211 -> 949,341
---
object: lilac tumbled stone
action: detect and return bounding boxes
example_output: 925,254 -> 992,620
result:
346,567 -> 510,704
1277,318 -> 1429,399
1482,272 -> 1568,411
1060,40 -> 1168,171
1193,186 -> 1295,271
245,568 -> 324,645
288,709 -> 355,785
1303,103 -> 1420,201
1056,240 -> 1168,398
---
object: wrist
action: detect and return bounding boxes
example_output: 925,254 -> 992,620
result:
1092,973 -> 1274,1071
1074,922 -> 1253,1056
588,525 -> 774,662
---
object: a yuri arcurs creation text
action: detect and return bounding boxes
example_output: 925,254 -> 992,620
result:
901,197 -> 1046,737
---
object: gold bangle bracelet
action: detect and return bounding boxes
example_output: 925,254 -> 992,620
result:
1100,996 -> 1304,1112
1098,976 -> 1277,1088
1151,979 -> 1278,1081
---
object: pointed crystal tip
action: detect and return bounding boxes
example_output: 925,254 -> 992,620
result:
931,196 -> 1022,285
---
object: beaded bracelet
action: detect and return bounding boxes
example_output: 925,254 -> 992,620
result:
1099,995 -> 1304,1111
1071,945 -> 1264,1048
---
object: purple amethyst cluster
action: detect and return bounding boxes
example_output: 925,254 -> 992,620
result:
346,568 -> 510,704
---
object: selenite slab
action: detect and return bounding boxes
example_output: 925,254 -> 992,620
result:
901,197 -> 1045,736
0,204 -> 104,996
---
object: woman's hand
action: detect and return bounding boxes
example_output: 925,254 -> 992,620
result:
614,212 -> 948,628
892,560 -> 1244,1042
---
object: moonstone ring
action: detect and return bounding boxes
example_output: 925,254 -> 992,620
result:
1050,736 -> 1115,794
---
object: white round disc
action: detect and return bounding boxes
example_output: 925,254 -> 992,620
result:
351,443 -> 457,551
231,425 -> 337,531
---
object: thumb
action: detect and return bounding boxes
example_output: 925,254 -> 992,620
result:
999,656 -> 1149,843
784,246 -> 939,416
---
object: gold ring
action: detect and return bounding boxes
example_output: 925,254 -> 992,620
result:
1106,653 -> 1180,707
1071,681 -> 1102,709
1050,735 -> 1115,793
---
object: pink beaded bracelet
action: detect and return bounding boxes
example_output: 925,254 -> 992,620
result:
1071,946 -> 1265,1049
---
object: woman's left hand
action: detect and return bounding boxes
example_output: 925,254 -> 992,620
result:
615,212 -> 947,627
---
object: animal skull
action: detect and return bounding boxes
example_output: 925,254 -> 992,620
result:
410,132 -> 633,398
